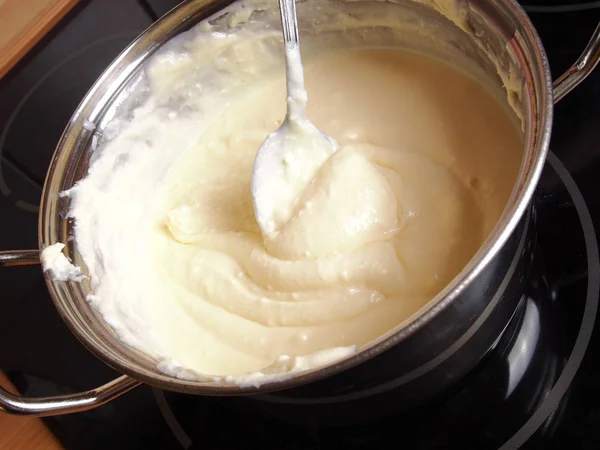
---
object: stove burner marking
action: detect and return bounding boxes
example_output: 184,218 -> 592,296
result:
499,152 -> 600,448
153,388 -> 193,449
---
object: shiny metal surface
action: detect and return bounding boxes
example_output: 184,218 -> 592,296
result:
1,0 -> 598,416
0,375 -> 140,417
553,22 -> 600,103
0,250 -> 142,416
0,249 -> 40,267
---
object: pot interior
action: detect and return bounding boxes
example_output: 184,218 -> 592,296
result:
39,0 -> 550,394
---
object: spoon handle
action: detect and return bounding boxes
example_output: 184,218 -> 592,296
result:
278,0 -> 307,122
279,0 -> 300,48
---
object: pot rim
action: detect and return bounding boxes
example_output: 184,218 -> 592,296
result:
38,0 -> 553,395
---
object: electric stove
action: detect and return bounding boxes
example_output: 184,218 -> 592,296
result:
1,1 -> 599,449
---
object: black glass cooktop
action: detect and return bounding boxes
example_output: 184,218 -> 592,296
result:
1,1 -> 599,449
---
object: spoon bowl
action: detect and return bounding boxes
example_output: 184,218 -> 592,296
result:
251,0 -> 337,236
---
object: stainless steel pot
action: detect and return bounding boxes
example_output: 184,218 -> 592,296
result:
1,0 -> 599,417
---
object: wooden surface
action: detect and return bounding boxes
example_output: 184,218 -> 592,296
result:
0,0 -> 79,78
0,373 -> 62,450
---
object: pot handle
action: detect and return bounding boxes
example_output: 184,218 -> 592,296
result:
553,22 -> 600,103
0,250 -> 142,417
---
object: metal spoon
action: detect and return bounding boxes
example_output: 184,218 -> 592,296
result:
251,0 -> 337,237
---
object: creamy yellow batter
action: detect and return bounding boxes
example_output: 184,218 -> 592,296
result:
159,48 -> 521,374
46,0 -> 523,383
